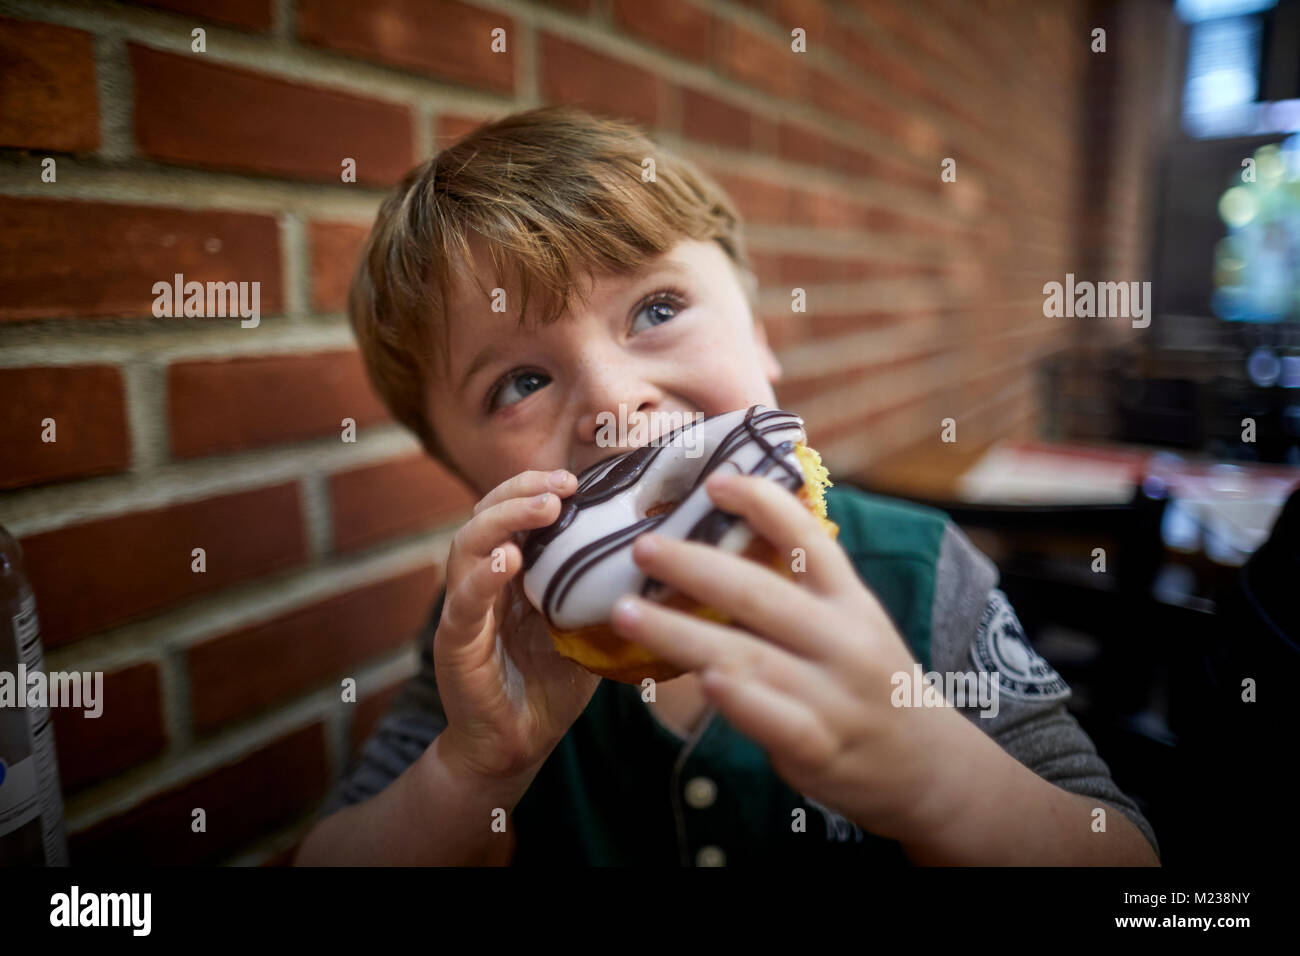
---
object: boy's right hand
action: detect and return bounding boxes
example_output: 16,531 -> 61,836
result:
434,469 -> 601,784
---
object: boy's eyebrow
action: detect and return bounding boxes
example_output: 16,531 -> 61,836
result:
460,342 -> 503,394
456,260 -> 691,395
628,258 -> 688,281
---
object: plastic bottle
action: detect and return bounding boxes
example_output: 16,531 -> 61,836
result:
0,524 -> 70,865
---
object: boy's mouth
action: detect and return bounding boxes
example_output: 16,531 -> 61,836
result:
573,447 -> 634,483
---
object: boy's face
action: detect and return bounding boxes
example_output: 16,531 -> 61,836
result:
429,237 -> 784,497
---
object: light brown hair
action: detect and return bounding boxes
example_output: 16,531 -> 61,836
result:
347,104 -> 756,478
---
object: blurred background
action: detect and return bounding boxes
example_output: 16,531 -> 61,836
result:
1,0 -> 1297,866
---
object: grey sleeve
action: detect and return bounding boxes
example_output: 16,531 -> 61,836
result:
317,590 -> 449,819
928,523 -> 1161,860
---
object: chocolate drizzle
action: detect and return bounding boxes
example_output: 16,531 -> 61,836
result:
521,404 -> 807,627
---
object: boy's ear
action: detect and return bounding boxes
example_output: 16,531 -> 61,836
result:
753,316 -> 783,384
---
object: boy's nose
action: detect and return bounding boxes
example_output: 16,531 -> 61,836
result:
575,398 -> 661,447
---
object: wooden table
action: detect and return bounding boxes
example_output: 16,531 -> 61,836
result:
853,438 -> 1299,559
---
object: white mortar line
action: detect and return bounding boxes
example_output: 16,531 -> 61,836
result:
62,639 -> 423,835
0,156 -> 387,216
0,425 -> 425,534
158,643 -> 193,751
299,471 -> 334,561
0,0 -> 968,223
39,525 -> 452,673
91,32 -> 133,161
280,211 -> 308,320
119,359 -> 167,472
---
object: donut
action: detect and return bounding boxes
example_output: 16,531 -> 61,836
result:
520,404 -> 838,684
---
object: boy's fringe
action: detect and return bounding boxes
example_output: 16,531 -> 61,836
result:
347,105 -> 754,470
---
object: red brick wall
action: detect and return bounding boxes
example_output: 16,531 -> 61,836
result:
1051,0 -> 1169,442
0,0 -> 1152,864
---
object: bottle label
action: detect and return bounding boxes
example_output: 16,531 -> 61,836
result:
0,590 -> 69,865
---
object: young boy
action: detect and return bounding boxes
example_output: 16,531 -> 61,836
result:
294,105 -> 1159,867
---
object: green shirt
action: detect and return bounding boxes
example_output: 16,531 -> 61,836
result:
322,484 -> 1160,864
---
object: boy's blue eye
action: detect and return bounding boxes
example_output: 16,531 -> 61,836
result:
484,286 -> 688,414
630,287 -> 688,333
489,370 -> 550,411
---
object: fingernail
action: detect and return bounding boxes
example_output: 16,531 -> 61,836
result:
635,533 -> 660,558
549,469 -> 571,488
534,492 -> 553,506
613,596 -> 641,623
706,472 -> 735,490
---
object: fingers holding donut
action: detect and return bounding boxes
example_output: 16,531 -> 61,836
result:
610,587 -> 826,699
472,468 -> 575,516
626,532 -> 829,660
440,472 -> 575,647
703,471 -> 853,596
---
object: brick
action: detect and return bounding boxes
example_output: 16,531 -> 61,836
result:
748,250 -> 782,284
0,17 -> 99,151
167,351 -> 390,458
350,679 -> 407,757
865,0 -> 961,77
188,563 -> 442,733
751,113 -> 780,153
719,19 -> 803,99
20,483 -> 307,647
776,122 -> 832,168
0,366 -> 129,490
807,308 -> 928,339
799,186 -> 864,230
826,22 -> 927,105
0,198 -> 281,321
853,203 -> 946,238
330,454 -> 475,553
308,221 -> 370,313
434,112 -> 494,150
613,0 -> 714,64
776,348 -> 947,404
69,722 -> 329,865
298,0 -> 514,94
767,0 -> 829,37
840,149 -> 939,195
758,311 -> 807,352
804,69 -> 944,161
809,67 -> 902,136
130,44 -> 413,185
807,389 -> 932,449
707,169 -> 793,224
538,0 -> 593,11
680,87 -> 752,150
129,0 -> 273,31
51,662 -> 167,794
539,33 -> 665,129
774,255 -> 944,284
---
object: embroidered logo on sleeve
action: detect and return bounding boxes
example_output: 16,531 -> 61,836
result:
971,591 -> 1070,702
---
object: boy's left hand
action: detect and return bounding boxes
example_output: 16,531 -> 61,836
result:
609,470 -> 988,846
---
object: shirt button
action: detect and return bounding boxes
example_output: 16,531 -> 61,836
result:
695,845 -> 726,867
684,776 -> 717,809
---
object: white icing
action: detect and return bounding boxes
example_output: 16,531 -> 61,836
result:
522,404 -> 807,631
